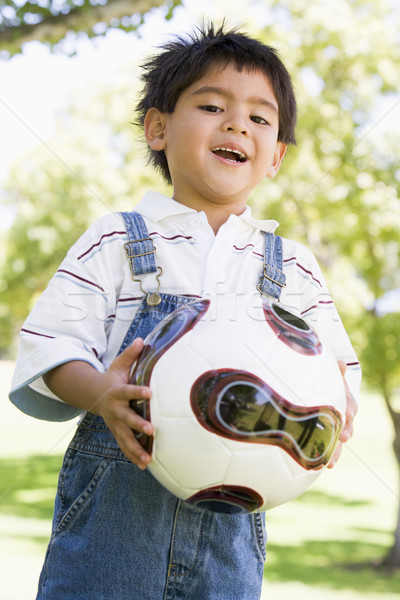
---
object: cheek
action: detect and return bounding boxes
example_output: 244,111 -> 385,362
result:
168,123 -> 203,155
256,139 -> 279,169
254,147 -> 275,174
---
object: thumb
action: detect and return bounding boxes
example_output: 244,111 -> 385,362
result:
111,337 -> 144,375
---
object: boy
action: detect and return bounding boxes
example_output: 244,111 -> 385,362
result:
10,24 -> 360,600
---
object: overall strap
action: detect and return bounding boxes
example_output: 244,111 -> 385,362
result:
257,233 -> 286,301
119,211 -> 158,276
119,211 -> 163,306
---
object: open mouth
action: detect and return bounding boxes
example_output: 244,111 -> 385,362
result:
212,147 -> 247,163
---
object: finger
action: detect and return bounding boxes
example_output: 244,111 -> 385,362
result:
338,358 -> 358,421
114,382 -> 152,403
124,404 -> 154,436
339,400 -> 355,443
328,441 -> 342,469
340,419 -> 353,443
114,422 -> 153,469
106,393 -> 154,433
337,359 -> 347,376
346,392 -> 358,420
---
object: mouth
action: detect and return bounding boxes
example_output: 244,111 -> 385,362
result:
211,147 -> 248,163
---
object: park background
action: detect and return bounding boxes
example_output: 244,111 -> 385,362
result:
0,0 -> 399,598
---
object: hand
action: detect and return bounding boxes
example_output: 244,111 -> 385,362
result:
88,338 -> 154,470
327,360 -> 358,469
43,338 -> 154,469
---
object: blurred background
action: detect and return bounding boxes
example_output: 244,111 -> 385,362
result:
0,0 -> 399,598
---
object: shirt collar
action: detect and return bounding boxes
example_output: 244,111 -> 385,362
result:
237,205 -> 279,233
135,191 -> 279,233
134,191 -> 197,221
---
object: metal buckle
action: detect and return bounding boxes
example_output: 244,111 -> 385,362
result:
263,266 -> 286,288
124,238 -> 156,259
132,267 -> 164,306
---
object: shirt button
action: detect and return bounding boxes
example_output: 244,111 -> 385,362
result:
190,218 -> 200,227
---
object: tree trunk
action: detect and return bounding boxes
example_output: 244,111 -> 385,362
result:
381,399 -> 400,569
381,474 -> 400,569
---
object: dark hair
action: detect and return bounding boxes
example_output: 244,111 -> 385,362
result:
136,24 -> 297,184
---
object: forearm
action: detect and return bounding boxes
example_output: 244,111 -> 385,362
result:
43,361 -> 105,415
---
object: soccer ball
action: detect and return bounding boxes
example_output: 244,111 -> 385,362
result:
130,293 -> 346,513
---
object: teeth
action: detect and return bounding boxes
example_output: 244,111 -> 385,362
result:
213,147 -> 246,161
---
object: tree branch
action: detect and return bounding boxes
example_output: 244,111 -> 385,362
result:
0,0 -> 166,53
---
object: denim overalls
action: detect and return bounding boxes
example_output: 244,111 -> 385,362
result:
37,211 -> 285,600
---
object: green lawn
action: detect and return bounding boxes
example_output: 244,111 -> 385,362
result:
1,360 -> 399,600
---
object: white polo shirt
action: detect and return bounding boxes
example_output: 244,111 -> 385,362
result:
10,191 -> 361,420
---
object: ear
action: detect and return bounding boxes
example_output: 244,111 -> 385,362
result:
266,142 -> 287,178
144,108 -> 168,151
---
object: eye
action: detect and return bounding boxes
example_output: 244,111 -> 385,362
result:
251,115 -> 269,125
200,105 -> 222,113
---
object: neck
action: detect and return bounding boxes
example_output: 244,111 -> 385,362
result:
206,210 -> 234,234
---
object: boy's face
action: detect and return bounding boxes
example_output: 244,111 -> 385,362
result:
145,63 -> 287,216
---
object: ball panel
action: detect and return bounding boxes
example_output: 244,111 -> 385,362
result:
186,485 -> 264,513
148,459 -> 196,500
223,447 -> 291,510
150,343 -> 210,418
262,301 -> 323,355
152,417 -> 230,488
191,368 -> 344,471
130,297 -> 210,387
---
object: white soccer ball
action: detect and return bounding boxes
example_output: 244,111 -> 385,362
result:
130,293 -> 346,513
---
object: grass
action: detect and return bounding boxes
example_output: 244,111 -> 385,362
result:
265,490 -> 399,595
0,454 -> 63,521
1,360 -> 400,599
262,380 -> 400,599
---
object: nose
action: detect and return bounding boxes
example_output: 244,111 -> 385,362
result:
223,110 -> 249,135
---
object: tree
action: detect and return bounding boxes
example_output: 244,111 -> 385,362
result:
0,80 -> 170,356
0,0 -> 180,56
251,0 -> 400,568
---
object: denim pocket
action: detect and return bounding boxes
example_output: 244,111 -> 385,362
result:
53,447 -> 112,536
